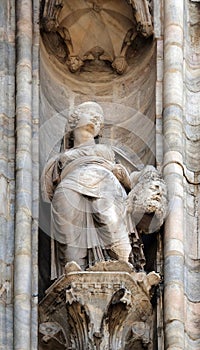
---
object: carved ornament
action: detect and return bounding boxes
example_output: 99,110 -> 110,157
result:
39,261 -> 160,350
41,0 -> 153,74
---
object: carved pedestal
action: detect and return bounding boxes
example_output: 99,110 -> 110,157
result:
39,261 -> 159,350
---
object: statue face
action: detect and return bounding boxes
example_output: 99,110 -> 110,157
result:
73,112 -> 102,140
128,167 -> 168,234
81,110 -> 102,137
71,102 -> 104,137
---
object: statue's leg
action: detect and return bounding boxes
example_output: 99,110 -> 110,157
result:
51,187 -> 88,269
108,242 -> 131,262
92,197 -> 131,262
57,244 -> 88,270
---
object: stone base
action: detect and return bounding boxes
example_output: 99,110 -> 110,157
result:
39,261 -> 160,350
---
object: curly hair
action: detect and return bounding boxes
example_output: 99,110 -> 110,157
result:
68,102 -> 104,130
64,101 -> 104,149
68,110 -> 80,130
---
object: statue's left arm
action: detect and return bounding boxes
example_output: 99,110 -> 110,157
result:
112,163 -> 131,193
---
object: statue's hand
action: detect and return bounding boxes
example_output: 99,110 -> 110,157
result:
112,164 -> 131,192
58,152 -> 71,168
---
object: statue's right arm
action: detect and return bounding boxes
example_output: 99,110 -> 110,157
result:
41,155 -> 59,202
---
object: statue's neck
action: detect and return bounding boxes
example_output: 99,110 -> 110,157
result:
73,130 -> 95,147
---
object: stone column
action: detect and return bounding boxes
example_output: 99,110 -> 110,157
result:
31,0 -> 40,348
0,1 -> 16,349
14,0 -> 33,349
154,1 -> 164,348
163,0 -> 185,349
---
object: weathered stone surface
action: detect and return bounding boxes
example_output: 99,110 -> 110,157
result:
164,321 -> 185,349
0,0 -> 16,348
39,261 -> 159,350
41,0 -> 153,74
127,165 -> 168,234
0,0 -> 200,349
183,2 -> 200,348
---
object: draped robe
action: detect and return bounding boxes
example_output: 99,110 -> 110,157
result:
42,141 -> 131,278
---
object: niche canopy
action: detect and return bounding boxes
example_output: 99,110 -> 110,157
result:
41,0 -> 153,74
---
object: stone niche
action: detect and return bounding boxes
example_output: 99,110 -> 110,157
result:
39,1 -> 159,349
39,0 -> 156,179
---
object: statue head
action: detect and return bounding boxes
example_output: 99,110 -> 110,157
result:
127,165 -> 168,234
68,101 -> 104,137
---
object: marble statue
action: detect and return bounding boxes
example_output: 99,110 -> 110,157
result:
42,101 -> 133,277
40,101 -> 167,347
41,101 -> 167,278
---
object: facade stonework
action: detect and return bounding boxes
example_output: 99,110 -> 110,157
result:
0,0 -> 200,349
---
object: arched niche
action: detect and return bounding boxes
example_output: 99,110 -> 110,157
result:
39,0 -> 157,297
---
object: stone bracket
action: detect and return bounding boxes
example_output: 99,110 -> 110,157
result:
39,261 -> 160,349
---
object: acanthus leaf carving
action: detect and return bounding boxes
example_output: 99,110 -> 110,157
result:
39,261 -> 160,350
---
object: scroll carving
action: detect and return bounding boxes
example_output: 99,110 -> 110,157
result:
41,0 -> 153,74
39,322 -> 67,350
